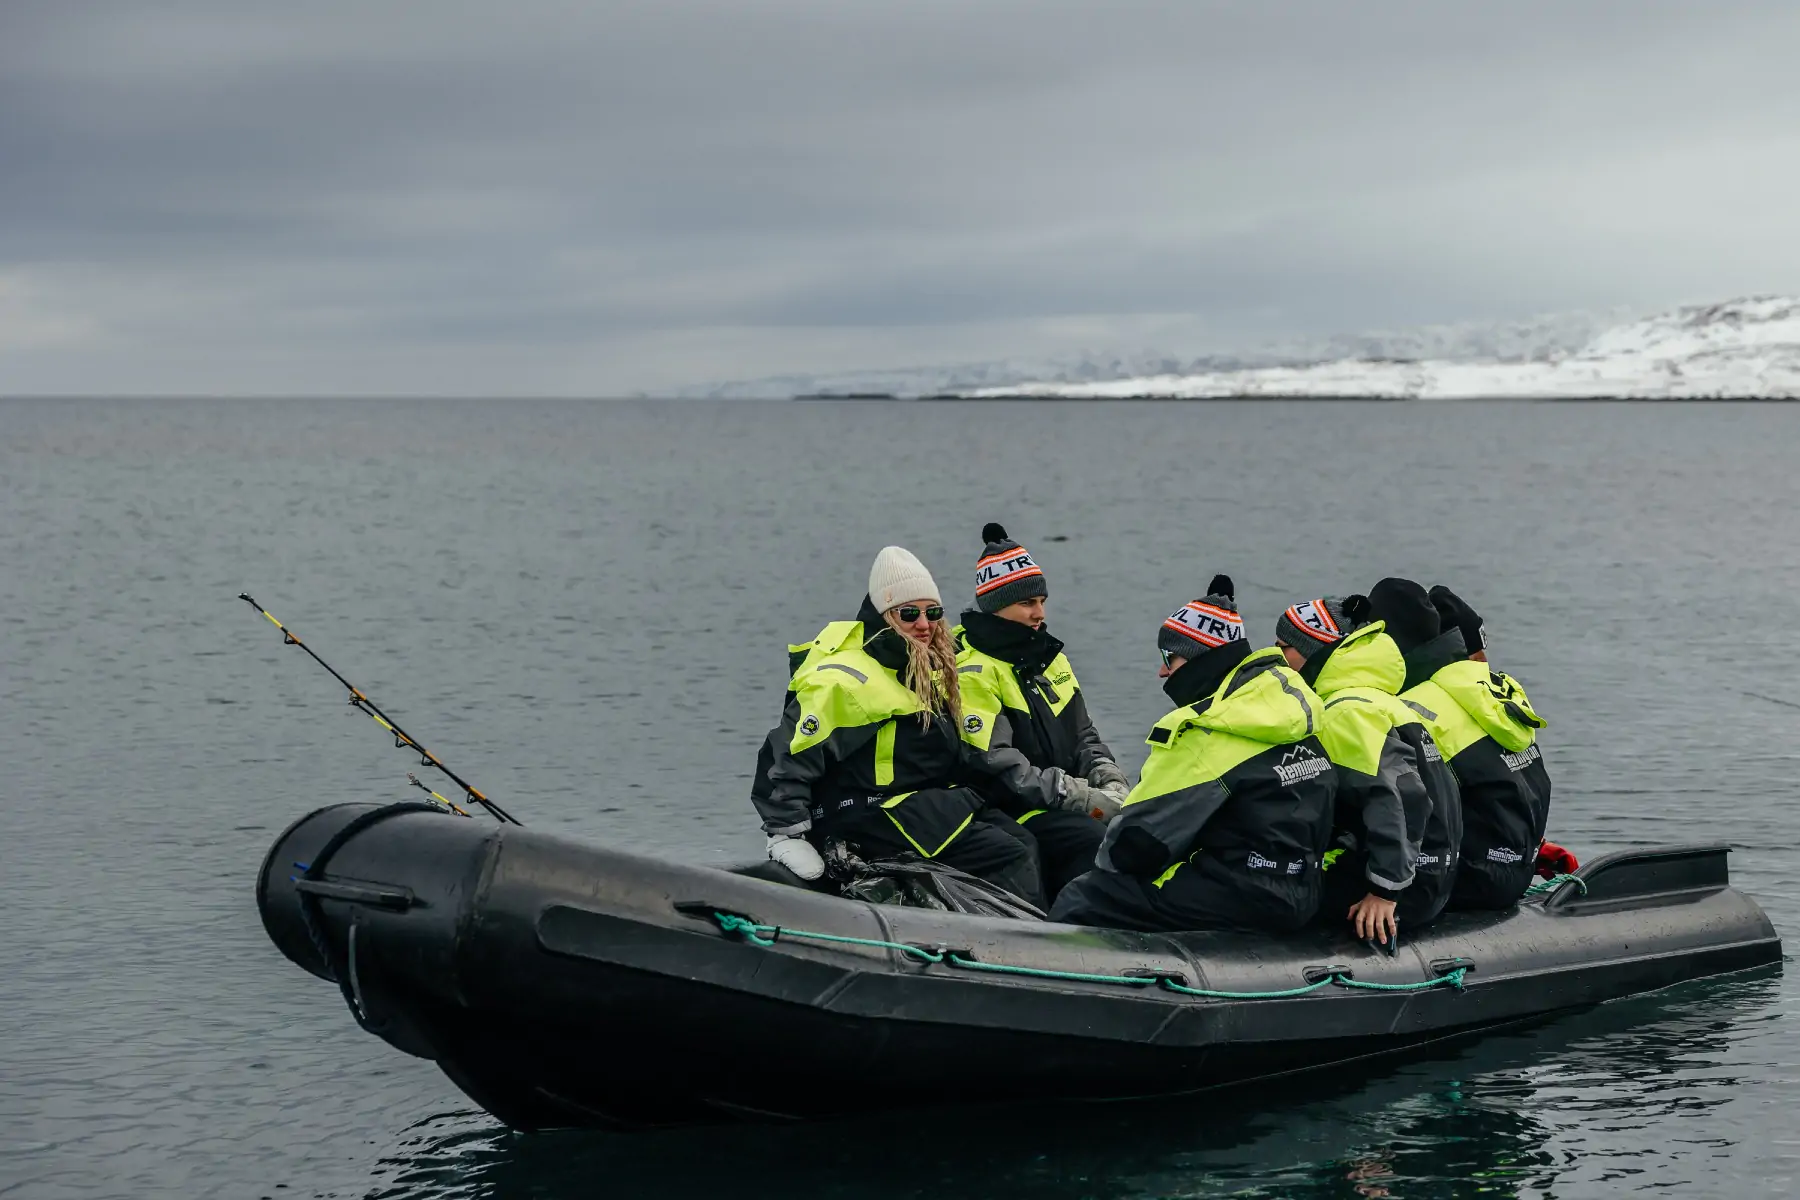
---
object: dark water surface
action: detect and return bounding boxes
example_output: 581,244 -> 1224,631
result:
3,398 -> 1797,1198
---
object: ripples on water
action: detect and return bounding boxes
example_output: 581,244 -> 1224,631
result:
1,398 -> 1796,1198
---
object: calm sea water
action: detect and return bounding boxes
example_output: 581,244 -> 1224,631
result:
2,397 -> 1797,1199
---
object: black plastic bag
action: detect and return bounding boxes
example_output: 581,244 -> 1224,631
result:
826,843 -> 1045,921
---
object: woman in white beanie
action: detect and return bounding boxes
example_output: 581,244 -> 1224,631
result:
751,546 -> 1044,906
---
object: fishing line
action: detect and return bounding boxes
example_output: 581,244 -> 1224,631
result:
239,592 -> 520,824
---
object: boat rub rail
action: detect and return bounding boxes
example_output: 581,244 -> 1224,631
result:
709,911 -> 1471,998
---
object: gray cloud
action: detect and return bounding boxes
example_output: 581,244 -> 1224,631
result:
3,0 -> 1798,394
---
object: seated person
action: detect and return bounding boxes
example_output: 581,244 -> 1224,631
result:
1049,576 -> 1336,933
752,546 -> 1044,907
955,522 -> 1127,902
1274,595 -> 1462,945
1368,579 -> 1566,909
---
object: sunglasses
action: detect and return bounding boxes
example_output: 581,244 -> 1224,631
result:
1159,648 -> 1181,669
896,605 -> 945,623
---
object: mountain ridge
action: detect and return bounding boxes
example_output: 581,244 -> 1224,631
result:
673,298 -> 1800,400
968,296 -> 1800,400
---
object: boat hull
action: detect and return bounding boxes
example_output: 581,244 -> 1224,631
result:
257,802 -> 1782,1130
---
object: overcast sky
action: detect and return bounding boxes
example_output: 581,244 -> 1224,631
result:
3,1 -> 1798,396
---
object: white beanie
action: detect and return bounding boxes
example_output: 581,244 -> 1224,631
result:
868,546 -> 941,612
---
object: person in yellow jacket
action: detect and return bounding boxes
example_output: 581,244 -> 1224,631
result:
751,546 -> 1043,906
1274,595 -> 1461,946
954,523 -> 1126,902
1049,576 -> 1338,933
1367,578 -> 1564,909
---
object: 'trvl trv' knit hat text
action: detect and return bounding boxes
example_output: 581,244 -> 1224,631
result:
868,546 -> 941,613
1275,595 -> 1371,663
1367,577 -> 1440,653
1158,574 -> 1244,661
974,522 -> 1048,613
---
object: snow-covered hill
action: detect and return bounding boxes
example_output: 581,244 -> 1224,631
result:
966,298 -> 1800,400
672,308 -> 1620,399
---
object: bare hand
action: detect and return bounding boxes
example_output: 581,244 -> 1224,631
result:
1347,893 -> 1398,944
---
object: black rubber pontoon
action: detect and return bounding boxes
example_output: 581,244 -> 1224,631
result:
257,803 -> 1781,1131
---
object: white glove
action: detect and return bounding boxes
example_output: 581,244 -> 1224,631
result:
1052,767 -> 1088,809
1087,760 -> 1130,792
1087,782 -> 1127,822
767,834 -> 825,881
1058,770 -> 1119,819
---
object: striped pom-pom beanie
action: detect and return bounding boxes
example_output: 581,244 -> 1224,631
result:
1158,574 -> 1244,661
1275,595 -> 1369,664
974,523 -> 1048,613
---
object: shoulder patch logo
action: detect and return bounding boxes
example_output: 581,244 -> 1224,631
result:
964,713 -> 984,734
799,714 -> 820,737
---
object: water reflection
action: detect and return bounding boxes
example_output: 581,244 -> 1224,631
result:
364,970 -> 1780,1199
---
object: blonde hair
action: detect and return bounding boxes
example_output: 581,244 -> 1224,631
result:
883,609 -> 963,728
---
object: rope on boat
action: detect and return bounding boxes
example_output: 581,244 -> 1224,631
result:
1525,873 -> 1587,897
710,912 -> 1468,999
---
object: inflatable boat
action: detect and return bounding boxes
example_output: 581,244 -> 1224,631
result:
257,802 -> 1781,1131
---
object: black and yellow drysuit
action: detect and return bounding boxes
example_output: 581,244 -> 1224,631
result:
752,597 -> 1043,906
1307,623 -> 1463,930
1048,642 -> 1338,933
1399,628 -> 1551,910
953,611 -> 1118,900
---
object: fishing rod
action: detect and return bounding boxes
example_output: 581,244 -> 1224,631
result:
238,593 -> 520,825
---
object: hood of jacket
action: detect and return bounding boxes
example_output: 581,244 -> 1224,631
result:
1430,658 -> 1545,751
1311,622 -> 1405,698
1164,646 -> 1321,746
956,608 -> 1065,675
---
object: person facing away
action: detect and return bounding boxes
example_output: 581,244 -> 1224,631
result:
1366,579 -> 1567,909
953,523 -> 1126,902
1048,575 -> 1337,933
753,546 -> 1044,906
1274,595 -> 1462,946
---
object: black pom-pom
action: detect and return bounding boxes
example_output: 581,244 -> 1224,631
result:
1342,594 -> 1372,624
1207,573 -> 1235,600
981,522 -> 1009,544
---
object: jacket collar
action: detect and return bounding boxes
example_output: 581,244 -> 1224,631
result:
856,594 -> 911,674
958,609 -> 1064,674
1309,623 -> 1405,697
1161,638 -> 1254,709
1402,628 -> 1469,691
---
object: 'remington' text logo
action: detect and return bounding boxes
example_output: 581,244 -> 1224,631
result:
1247,851 -> 1307,873
1274,743 -> 1333,786
1486,846 -> 1524,864
1499,743 -> 1542,773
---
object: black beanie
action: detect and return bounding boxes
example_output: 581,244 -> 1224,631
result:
974,522 -> 1049,613
1429,585 -> 1486,654
1367,577 -> 1440,653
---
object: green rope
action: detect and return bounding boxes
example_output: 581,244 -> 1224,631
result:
1162,976 -> 1337,999
711,913 -> 1469,998
1525,873 -> 1587,896
1337,967 -> 1468,992
713,912 -> 945,962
